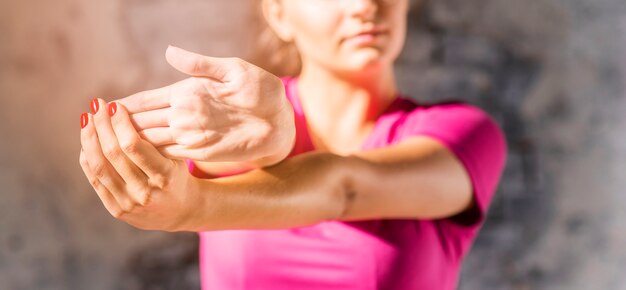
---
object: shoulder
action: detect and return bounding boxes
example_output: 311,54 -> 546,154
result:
396,99 -> 508,229
400,98 -> 494,127
396,98 -> 508,196
409,100 -> 507,160
381,98 -> 505,150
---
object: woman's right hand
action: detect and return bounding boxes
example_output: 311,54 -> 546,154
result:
116,46 -> 295,167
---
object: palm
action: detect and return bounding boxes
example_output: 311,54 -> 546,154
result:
117,46 -> 295,164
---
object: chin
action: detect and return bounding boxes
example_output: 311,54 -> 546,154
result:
343,51 -> 390,73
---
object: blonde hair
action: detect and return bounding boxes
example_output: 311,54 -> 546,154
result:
247,0 -> 302,77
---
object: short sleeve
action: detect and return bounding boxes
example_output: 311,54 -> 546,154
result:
400,103 -> 507,229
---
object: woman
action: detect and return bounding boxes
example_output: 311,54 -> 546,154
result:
78,0 -> 507,289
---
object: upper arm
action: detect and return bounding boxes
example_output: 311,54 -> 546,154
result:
338,104 -> 507,224
341,136 -> 474,221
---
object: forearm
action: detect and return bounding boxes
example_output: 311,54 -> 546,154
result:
187,152 -> 347,231
184,137 -> 472,232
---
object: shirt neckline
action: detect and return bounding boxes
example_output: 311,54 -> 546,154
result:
286,76 -> 404,152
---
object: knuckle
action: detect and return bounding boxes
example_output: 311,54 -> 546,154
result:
188,56 -> 213,76
79,154 -> 89,169
138,192 -> 152,207
119,137 -> 141,155
84,126 -> 98,139
134,186 -> 152,206
199,130 -> 214,146
150,173 -> 169,189
91,162 -> 107,179
88,178 -> 101,189
103,145 -> 123,161
119,201 -> 136,214
110,208 -> 125,219
191,59 -> 205,74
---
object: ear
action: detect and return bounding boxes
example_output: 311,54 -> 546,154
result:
262,0 -> 294,42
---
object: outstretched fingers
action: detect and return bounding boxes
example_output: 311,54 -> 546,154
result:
165,45 -> 234,82
129,107 -> 171,130
117,85 -> 172,114
139,127 -> 176,147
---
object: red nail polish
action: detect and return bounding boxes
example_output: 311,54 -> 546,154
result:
90,99 -> 99,114
108,102 -> 117,116
80,113 -> 88,128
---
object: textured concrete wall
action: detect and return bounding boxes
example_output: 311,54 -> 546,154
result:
1,0 -> 625,289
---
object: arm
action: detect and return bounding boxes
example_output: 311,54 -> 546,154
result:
339,136 -> 473,221
80,100 -> 478,232
186,136 -> 473,231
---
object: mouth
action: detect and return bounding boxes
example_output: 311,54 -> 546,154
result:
350,26 -> 388,39
343,26 -> 390,45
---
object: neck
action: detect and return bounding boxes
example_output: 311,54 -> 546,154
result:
296,61 -> 398,153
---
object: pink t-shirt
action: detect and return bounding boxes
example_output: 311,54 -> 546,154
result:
190,77 -> 507,290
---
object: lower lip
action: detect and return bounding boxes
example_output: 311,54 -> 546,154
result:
345,33 -> 383,46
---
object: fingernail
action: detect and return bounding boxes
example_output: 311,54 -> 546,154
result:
80,113 -> 88,129
108,102 -> 117,116
90,99 -> 99,114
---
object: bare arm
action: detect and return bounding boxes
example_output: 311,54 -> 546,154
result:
188,136 -> 472,231
80,100 -> 472,232
339,136 -> 472,221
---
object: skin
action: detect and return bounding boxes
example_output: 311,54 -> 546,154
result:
116,46 -> 296,168
78,0 -> 474,232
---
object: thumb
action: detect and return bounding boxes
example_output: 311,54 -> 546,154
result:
165,45 -> 229,80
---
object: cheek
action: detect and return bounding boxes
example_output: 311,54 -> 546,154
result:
287,6 -> 343,59
382,3 -> 409,60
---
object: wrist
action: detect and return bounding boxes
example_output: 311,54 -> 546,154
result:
192,160 -> 255,178
179,176 -> 217,232
248,135 -> 294,167
249,102 -> 296,168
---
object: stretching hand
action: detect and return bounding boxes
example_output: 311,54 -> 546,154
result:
80,99 -> 204,231
79,100 -> 344,231
117,46 -> 295,166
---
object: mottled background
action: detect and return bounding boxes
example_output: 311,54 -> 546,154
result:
1,0 -> 625,289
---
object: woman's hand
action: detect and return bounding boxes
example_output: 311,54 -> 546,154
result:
116,46 -> 295,167
79,99 -> 204,232
79,99 -> 345,231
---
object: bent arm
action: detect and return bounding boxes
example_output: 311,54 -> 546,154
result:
189,136 -> 473,231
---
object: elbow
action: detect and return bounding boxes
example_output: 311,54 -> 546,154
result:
331,155 -> 373,221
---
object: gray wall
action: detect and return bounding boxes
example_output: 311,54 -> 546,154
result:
1,0 -> 625,289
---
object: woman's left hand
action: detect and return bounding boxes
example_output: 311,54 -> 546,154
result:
79,101 -> 346,232
79,99 -> 204,232
114,46 -> 295,167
